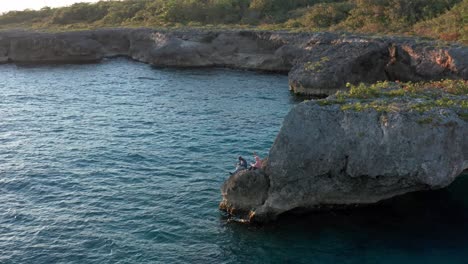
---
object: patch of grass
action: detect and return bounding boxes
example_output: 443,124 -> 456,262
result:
340,101 -> 398,113
347,82 -> 379,99
461,100 -> 468,109
341,101 -> 399,113
440,79 -> 468,95
318,80 -> 467,114
411,103 -> 431,112
318,92 -> 346,106
345,80 -> 465,100
385,88 -> 406,97
340,102 -> 364,111
318,100 -> 335,106
417,116 -> 434,124
458,112 -> 468,121
412,98 -> 468,112
435,98 -> 457,107
304,56 -> 330,72
403,79 -> 468,95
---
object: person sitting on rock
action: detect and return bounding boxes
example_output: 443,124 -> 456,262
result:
230,156 -> 248,175
249,152 -> 262,170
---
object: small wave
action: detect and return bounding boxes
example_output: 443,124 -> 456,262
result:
126,153 -> 147,161
257,96 -> 277,101
137,76 -> 159,81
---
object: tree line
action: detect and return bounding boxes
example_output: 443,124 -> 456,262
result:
0,0 -> 466,43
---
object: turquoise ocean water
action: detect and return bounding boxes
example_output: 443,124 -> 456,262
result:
0,59 -> 467,263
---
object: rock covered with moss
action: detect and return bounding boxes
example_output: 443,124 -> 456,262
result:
220,81 -> 467,222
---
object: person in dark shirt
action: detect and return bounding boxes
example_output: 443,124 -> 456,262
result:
230,156 -> 248,175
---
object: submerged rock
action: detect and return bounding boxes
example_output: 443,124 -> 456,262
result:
221,84 -> 468,222
0,29 -> 466,95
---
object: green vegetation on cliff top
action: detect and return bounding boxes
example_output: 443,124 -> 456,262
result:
0,0 -> 466,44
317,80 -> 468,117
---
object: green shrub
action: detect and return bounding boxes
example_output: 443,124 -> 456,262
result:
51,2 -> 111,24
0,0 -> 464,44
299,2 -> 354,28
348,83 -> 379,99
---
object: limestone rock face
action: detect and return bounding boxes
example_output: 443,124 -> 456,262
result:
288,36 -> 468,95
0,29 -> 466,95
90,29 -> 131,57
219,169 -> 269,219
220,101 -> 467,222
128,30 -> 294,71
7,31 -> 103,63
0,35 -> 10,63
288,39 -> 390,95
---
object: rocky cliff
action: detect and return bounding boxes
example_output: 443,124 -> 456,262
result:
220,83 -> 468,222
0,29 -> 466,95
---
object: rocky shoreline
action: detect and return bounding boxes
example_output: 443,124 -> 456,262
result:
0,28 -> 467,95
1,28 -> 466,223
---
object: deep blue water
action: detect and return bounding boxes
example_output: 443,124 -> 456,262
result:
0,59 -> 467,263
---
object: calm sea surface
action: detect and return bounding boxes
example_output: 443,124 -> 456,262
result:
0,59 -> 467,263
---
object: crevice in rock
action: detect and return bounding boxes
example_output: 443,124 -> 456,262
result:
341,155 -> 349,176
259,170 -> 271,208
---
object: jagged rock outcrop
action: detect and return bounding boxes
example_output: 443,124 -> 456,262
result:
219,169 -> 270,219
0,29 -> 466,95
220,89 -> 468,222
289,37 -> 390,95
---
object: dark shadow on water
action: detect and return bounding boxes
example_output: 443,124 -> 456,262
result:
12,60 -> 102,67
149,64 -> 289,75
223,173 -> 468,252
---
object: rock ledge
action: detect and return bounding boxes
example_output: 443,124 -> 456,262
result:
220,82 -> 468,222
